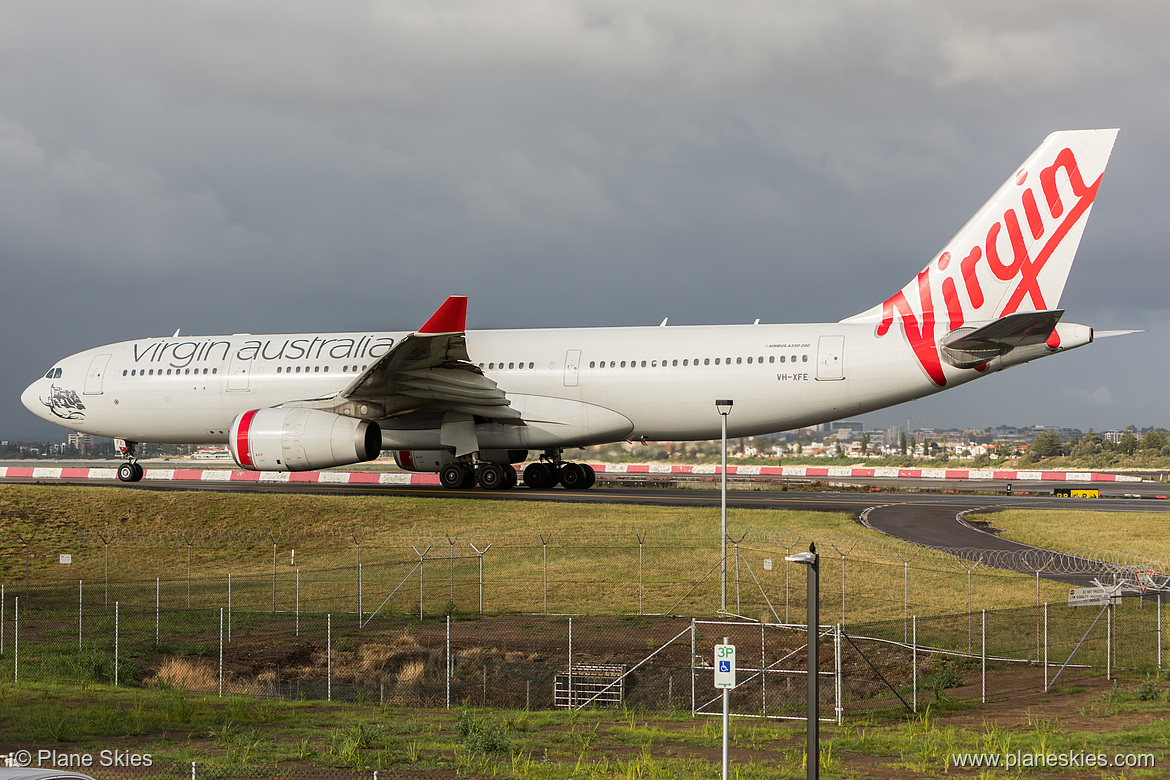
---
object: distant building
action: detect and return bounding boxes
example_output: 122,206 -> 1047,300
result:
67,432 -> 95,453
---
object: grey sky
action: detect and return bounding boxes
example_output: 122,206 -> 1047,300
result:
3,1 -> 1167,441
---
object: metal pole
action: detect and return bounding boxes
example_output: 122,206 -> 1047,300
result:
296,569 -> 300,637
79,580 -> 83,651
359,564 -> 363,626
218,607 -> 223,697
1159,593 -> 1162,671
115,601 -> 120,687
328,613 -> 332,702
228,574 -> 232,643
1043,602 -> 1049,691
722,635 -> 730,780
912,615 -> 917,713
185,533 -> 193,609
271,535 -> 277,613
568,617 -> 573,707
156,578 -> 160,648
981,609 -> 986,704
721,411 -> 728,614
691,618 -> 696,716
1107,602 -> 1112,681
807,550 -> 819,780
540,533 -> 550,614
446,614 -> 451,709
14,597 -> 18,684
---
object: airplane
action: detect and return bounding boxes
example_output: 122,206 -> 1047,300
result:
23,129 -> 1125,490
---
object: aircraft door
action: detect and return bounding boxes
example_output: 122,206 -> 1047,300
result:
816,335 -> 845,380
84,354 -> 112,395
564,350 -> 581,387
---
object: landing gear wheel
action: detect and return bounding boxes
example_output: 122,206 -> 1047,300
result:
461,467 -> 478,489
581,463 -> 596,489
560,463 -> 588,490
523,462 -> 554,489
440,462 -> 468,489
503,464 -> 518,489
477,462 -> 506,491
117,462 -> 143,483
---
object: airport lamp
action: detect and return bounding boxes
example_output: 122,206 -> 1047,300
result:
715,399 -> 734,613
786,544 -> 819,780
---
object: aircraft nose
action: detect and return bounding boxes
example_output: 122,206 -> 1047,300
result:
21,379 -> 45,418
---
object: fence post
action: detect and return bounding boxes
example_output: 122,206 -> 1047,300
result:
353,533 -> 364,624
13,596 -> 18,684
2,583 -> 5,658
835,624 -> 843,725
1107,602 -> 1112,681
690,618 -> 696,716
446,614 -> 451,709
470,541 -> 492,615
981,609 -> 986,704
218,607 -> 223,697
115,601 -> 120,687
227,574 -> 232,643
1043,602 -> 1049,692
911,615 -> 917,714
270,533 -> 277,613
79,580 -> 83,651
568,616 -> 573,707
1159,593 -> 1162,671
185,533 -> 194,609
155,578 -> 160,648
540,533 -> 551,615
296,569 -> 300,637
636,531 -> 645,616
328,613 -> 332,702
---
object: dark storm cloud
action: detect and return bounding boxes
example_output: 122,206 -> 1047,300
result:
2,1 -> 1168,440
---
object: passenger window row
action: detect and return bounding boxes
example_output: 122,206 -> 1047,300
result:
588,354 -> 808,369
124,368 -> 218,377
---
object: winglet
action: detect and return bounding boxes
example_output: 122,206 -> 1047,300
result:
418,296 -> 467,334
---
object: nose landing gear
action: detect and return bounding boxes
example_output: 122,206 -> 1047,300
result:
114,439 -> 144,482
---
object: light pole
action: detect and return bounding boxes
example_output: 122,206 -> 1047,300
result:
715,399 -> 734,614
786,543 -> 819,780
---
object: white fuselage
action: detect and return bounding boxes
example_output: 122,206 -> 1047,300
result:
21,320 -> 1061,451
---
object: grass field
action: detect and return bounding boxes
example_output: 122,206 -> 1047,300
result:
2,484 -> 1170,777
0,484 -> 1103,622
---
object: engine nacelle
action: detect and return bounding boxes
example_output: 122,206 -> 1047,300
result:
230,408 -> 382,471
394,449 -> 528,472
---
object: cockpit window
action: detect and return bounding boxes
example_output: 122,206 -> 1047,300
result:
45,368 -> 62,379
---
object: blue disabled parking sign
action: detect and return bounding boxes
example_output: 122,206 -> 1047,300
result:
714,643 -> 736,688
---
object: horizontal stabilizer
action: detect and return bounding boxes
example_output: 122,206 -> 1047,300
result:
940,310 -> 1063,369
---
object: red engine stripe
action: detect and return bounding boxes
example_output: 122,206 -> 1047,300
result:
235,409 -> 258,468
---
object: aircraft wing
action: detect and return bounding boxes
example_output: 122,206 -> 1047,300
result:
314,297 -> 522,423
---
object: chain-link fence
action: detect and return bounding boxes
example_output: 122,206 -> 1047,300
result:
1,584 -> 1165,718
6,527 -> 1168,625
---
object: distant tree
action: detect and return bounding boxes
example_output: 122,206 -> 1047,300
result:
1141,430 -> 1167,451
1118,430 -> 1138,456
860,433 -> 870,455
1030,429 -> 1063,458
900,432 -> 907,455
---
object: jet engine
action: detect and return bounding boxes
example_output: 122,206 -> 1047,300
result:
230,408 -> 382,471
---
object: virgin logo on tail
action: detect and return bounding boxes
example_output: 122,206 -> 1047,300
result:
862,130 -> 1118,387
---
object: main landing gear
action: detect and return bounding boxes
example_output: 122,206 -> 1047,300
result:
435,452 -> 595,491
115,440 -> 144,483
522,457 -> 595,491
438,461 -> 518,491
